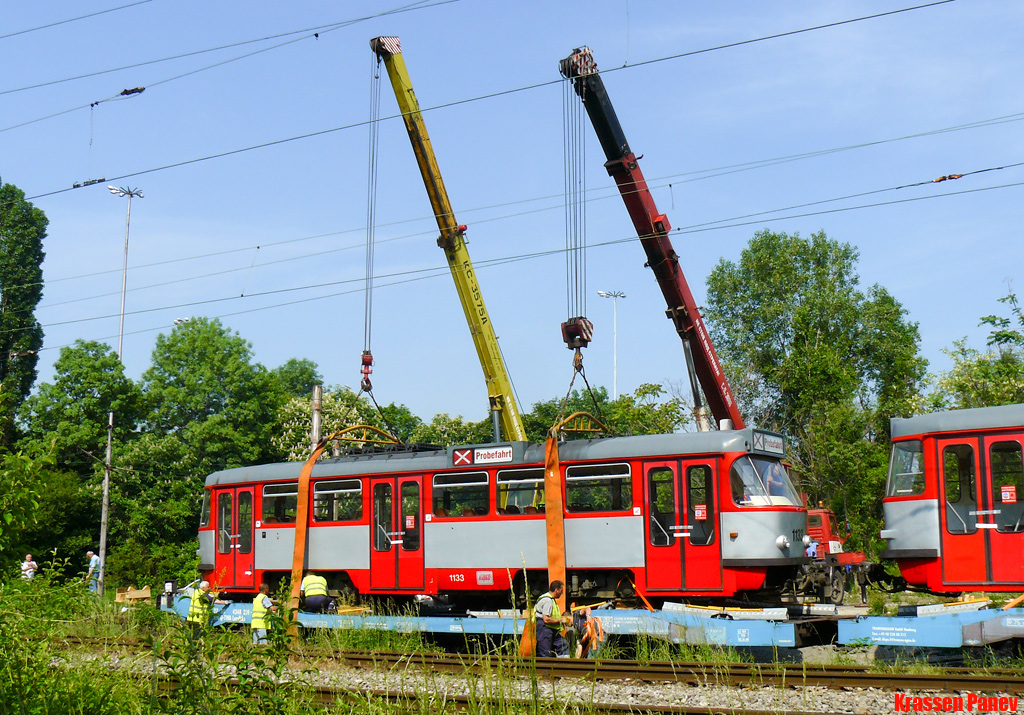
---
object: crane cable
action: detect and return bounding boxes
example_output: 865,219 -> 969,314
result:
358,50 -> 399,440
556,72 -> 604,429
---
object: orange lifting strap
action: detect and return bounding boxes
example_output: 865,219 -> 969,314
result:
288,425 -> 400,633
543,412 -> 611,614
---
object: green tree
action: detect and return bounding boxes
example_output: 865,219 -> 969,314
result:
109,318 -> 286,586
140,317 -> 284,469
271,357 -> 322,399
705,230 -> 926,555
410,413 -> 492,447
18,340 -> 142,475
930,290 -> 1024,409
0,179 -> 47,447
0,451 -> 45,574
524,383 -> 689,440
705,229 -> 926,434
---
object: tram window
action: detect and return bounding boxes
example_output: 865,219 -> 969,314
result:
886,440 -> 925,496
433,472 -> 489,517
313,479 -> 362,522
400,481 -> 420,551
199,491 -> 211,528
989,441 -> 1024,533
373,483 -> 393,552
942,444 -> 976,535
565,463 -> 631,513
647,467 -> 675,547
687,465 -> 715,546
261,483 -> 297,524
237,491 -> 253,554
497,468 -> 544,515
730,457 -> 799,506
217,493 -> 232,554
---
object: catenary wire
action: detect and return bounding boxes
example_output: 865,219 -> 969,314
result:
0,0 -> 153,42
27,159 -> 1024,316
25,175 -> 1024,347
0,0 -> 455,135
0,1 -> 449,97
28,105 -> 1023,296
20,0 -> 954,203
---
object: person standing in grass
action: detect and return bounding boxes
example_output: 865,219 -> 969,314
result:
186,580 -> 228,636
85,551 -> 101,593
20,554 -> 38,579
251,583 -> 277,645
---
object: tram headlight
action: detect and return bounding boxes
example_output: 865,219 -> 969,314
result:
775,535 -> 791,551
802,534 -> 812,546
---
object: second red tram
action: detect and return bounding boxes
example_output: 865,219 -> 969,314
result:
882,403 -> 1024,593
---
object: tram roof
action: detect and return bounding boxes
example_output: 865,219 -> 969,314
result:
205,428 -> 776,487
891,402 -> 1024,439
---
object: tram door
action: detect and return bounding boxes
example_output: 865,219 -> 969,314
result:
982,436 -> 1024,584
938,436 -> 1024,586
369,476 -> 424,591
644,460 -> 722,592
213,487 -> 255,590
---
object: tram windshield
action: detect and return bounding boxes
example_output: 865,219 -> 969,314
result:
730,456 -> 801,506
886,439 -> 925,497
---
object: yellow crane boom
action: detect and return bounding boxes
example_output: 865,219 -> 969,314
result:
370,36 -> 526,442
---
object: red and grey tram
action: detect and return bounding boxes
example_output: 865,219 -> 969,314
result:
198,428 -> 807,605
882,403 -> 1024,593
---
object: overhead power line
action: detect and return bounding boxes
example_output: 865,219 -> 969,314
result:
0,0 -> 450,97
0,0 -> 456,135
22,0 -> 956,202
22,156 -> 1024,311
26,173 -> 1024,347
0,0 -> 153,42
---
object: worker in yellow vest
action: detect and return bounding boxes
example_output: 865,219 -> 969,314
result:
533,580 -> 570,657
186,580 -> 228,636
251,583 -> 277,645
299,571 -> 333,613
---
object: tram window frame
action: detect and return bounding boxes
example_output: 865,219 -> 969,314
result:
886,440 -> 926,497
400,481 -> 421,551
496,468 -> 545,515
942,444 -> 977,535
989,440 -> 1024,533
261,483 -> 298,524
433,471 -> 489,518
565,463 -> 632,513
312,479 -> 363,523
686,464 -> 715,546
199,491 -> 211,528
237,491 -> 253,554
647,466 -> 676,547
217,493 -> 232,554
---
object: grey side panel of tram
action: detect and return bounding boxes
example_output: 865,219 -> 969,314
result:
892,403 -> 1024,439
880,498 -> 941,558
204,430 -> 768,488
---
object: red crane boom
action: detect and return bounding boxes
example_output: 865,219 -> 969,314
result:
559,47 -> 744,430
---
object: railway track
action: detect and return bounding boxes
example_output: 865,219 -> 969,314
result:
61,634 -> 1024,695
313,649 -> 1024,694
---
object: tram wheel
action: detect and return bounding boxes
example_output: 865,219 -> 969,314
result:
827,568 -> 846,606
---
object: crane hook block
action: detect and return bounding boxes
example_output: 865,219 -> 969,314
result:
561,316 -> 594,350
360,350 -> 374,392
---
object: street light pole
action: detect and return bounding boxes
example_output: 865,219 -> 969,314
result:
597,290 -> 626,399
99,185 -> 143,597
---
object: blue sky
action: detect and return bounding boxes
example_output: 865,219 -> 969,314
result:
3,0 -> 1022,424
